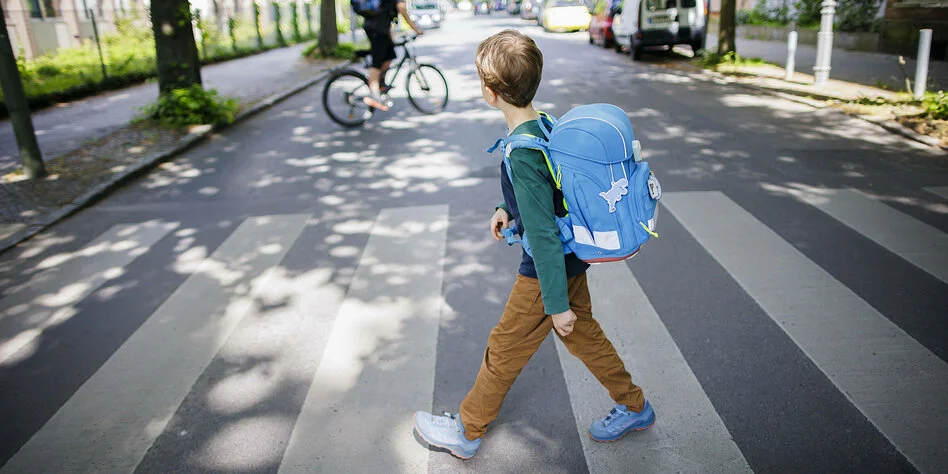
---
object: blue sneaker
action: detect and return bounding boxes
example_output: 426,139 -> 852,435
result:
588,400 -> 656,442
413,411 -> 482,460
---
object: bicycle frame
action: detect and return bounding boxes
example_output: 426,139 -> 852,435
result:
361,35 -> 420,87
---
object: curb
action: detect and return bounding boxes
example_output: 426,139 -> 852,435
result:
661,62 -> 948,152
0,60 -> 353,256
730,80 -> 948,151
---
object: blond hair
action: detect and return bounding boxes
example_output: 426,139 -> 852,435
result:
475,30 -> 543,108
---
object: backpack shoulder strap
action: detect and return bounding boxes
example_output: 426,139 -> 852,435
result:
486,133 -> 561,190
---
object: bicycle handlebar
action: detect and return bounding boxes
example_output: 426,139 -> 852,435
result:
394,32 -> 419,46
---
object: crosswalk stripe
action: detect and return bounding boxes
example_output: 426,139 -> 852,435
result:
810,188 -> 948,285
662,191 -> 948,474
0,221 -> 177,366
278,205 -> 449,473
0,214 -> 309,473
925,186 -> 948,201
134,265 -> 349,472
556,263 -> 752,474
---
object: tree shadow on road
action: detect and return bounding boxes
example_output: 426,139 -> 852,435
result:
0,22 -> 947,473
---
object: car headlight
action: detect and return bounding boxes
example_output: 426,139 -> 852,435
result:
434,14 -> 442,21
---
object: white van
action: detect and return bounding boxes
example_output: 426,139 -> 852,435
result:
611,0 -> 708,60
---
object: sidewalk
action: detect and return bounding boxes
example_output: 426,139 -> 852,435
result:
706,35 -> 948,92
0,38 -> 358,253
0,42 -> 323,175
654,47 -> 947,150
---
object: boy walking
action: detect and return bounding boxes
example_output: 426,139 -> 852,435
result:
413,30 -> 655,460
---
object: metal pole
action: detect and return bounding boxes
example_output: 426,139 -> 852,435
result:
89,9 -> 107,81
813,0 -> 836,86
785,30 -> 797,81
914,29 -> 932,100
0,2 -> 45,178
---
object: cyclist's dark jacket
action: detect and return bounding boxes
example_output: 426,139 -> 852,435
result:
364,0 -> 403,32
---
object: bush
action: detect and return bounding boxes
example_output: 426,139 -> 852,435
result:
923,91 -> 948,120
0,12 -> 315,118
696,50 -> 770,69
737,0 -> 790,26
303,42 -> 361,60
836,0 -> 881,33
793,0 -> 822,28
140,85 -> 238,127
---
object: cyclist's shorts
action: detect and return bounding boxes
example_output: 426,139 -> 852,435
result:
365,29 -> 397,69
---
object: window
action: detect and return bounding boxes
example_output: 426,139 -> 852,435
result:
680,0 -> 696,7
28,0 -> 44,18
645,0 -> 671,10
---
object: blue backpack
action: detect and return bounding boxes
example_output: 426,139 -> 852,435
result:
351,0 -> 384,17
487,103 -> 662,263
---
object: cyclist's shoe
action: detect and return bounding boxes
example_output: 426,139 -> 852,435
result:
588,401 -> 656,442
413,411 -> 482,460
363,93 -> 390,111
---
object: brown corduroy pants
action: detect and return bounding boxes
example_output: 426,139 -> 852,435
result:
458,272 -> 645,440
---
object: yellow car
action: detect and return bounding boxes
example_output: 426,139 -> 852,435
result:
540,0 -> 591,32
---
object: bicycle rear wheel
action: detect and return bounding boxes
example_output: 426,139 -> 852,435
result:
406,64 -> 449,115
322,70 -> 375,127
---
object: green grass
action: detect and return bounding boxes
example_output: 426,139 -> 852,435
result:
1,19 -> 317,119
695,50 -> 773,69
302,41 -> 368,60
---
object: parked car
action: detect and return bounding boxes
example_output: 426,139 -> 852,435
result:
520,0 -> 539,19
540,0 -> 591,32
588,0 -> 620,47
410,2 -> 443,28
493,0 -> 508,10
474,0 -> 492,14
612,0 -> 709,59
508,0 -> 522,14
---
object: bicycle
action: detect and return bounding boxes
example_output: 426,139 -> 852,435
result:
322,33 -> 449,128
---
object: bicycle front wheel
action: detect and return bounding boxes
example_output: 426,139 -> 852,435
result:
322,70 -> 375,128
406,64 -> 449,115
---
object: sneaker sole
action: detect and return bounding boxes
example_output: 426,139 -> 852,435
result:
587,418 -> 656,443
412,419 -> 476,460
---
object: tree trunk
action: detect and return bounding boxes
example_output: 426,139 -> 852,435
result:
717,0 -> 736,55
319,0 -> 338,55
151,0 -> 203,94
0,1 -> 45,178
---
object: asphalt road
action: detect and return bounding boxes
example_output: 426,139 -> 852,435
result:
1,13 -> 947,473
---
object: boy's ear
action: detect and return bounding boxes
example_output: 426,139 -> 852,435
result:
484,85 -> 499,106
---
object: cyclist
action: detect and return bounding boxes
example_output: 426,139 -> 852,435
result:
363,0 -> 425,111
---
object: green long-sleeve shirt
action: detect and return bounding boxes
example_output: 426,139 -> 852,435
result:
498,120 -> 589,315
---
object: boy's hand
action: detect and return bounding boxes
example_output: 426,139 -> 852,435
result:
552,310 -> 577,337
490,208 -> 510,241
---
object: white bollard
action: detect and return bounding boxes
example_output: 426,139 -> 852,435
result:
786,30 -> 798,81
813,0 -> 837,86
914,29 -> 933,100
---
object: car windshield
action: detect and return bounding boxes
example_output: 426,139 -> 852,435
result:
413,3 -> 439,9
645,0 -> 672,9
